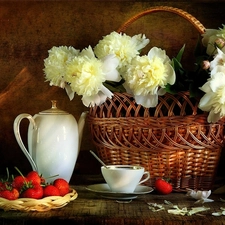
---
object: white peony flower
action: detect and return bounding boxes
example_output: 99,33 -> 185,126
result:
199,70 -> 225,123
65,54 -> 103,96
94,31 -> 149,73
82,85 -> 114,107
44,46 -> 79,88
202,26 -> 225,55
64,46 -> 120,107
122,47 -> 175,108
132,34 -> 150,51
210,48 -> 225,70
202,29 -> 220,55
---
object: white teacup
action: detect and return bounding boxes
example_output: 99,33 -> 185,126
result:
101,165 -> 150,193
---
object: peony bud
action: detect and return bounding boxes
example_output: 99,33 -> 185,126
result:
202,60 -> 210,70
214,38 -> 225,49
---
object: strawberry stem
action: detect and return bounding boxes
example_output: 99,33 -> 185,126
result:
14,167 -> 31,190
14,166 -> 25,178
6,168 -> 9,181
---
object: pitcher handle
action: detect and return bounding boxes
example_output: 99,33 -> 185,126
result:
13,113 -> 38,171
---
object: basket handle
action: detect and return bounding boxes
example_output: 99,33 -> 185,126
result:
117,6 -> 205,34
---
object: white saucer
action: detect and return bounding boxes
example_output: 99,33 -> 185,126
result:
86,183 -> 153,200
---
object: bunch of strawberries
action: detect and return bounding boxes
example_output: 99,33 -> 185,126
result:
0,169 -> 70,200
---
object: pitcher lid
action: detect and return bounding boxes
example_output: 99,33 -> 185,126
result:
39,100 -> 69,115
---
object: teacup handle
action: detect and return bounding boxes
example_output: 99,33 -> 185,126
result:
138,171 -> 150,185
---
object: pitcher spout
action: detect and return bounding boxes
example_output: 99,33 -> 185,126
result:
78,111 -> 88,151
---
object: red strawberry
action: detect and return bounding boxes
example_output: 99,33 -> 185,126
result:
155,178 -> 172,195
20,182 -> 43,199
0,188 -> 19,200
0,168 -> 11,191
0,182 -> 5,190
53,178 -> 70,196
26,171 -> 42,185
40,177 -> 46,185
43,185 -> 60,197
0,181 -> 10,191
12,176 -> 29,192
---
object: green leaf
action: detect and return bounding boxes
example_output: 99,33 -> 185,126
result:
175,44 -> 185,63
172,57 -> 183,71
103,79 -> 126,93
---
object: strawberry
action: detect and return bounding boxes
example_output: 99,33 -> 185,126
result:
12,176 -> 29,192
155,178 -> 172,195
0,168 -> 12,191
26,171 -> 42,185
0,182 -> 5,190
53,178 -> 70,196
43,185 -> 60,197
0,187 -> 19,200
0,181 -> 10,191
40,177 -> 46,185
20,182 -> 43,199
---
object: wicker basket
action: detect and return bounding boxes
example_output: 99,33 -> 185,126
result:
88,6 -> 225,191
0,188 -> 77,212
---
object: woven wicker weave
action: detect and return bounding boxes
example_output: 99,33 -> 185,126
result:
0,188 -> 77,211
88,6 -> 225,191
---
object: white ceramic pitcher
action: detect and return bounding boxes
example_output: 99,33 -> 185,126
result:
13,100 -> 87,183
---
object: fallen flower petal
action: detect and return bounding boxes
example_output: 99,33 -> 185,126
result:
212,208 -> 225,216
147,202 -> 165,212
194,199 -> 214,204
148,206 -> 165,212
164,200 -> 173,205
186,189 -> 214,203
188,206 -> 210,216
168,206 -> 188,216
168,206 -> 210,216
212,212 -> 223,216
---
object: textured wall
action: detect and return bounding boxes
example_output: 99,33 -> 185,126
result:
0,0 -> 225,180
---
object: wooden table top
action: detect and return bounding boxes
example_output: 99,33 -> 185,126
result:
1,182 -> 225,225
